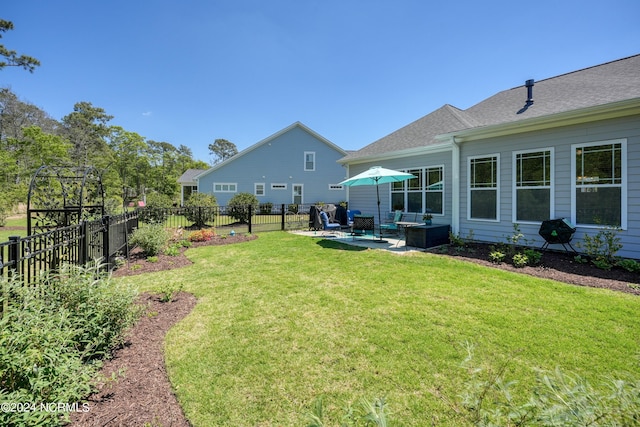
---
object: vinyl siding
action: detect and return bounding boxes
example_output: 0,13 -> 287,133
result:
197,125 -> 347,206
458,115 -> 640,259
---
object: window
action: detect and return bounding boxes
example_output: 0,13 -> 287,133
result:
271,183 -> 287,190
572,139 -> 626,227
255,183 -> 265,196
389,166 -> 444,214
513,149 -> 553,222
468,155 -> 499,221
183,185 -> 198,200
213,183 -> 236,192
304,152 -> 316,171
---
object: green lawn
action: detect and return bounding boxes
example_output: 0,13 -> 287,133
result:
0,216 -> 27,241
124,231 -> 640,426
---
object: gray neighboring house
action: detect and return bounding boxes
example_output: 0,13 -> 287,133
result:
194,122 -> 348,207
177,168 -> 206,206
339,54 -> 640,259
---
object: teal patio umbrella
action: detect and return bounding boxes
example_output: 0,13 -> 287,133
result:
339,166 -> 415,241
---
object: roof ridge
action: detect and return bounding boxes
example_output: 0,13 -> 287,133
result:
509,53 -> 640,89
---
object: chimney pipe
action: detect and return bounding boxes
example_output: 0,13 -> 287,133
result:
525,79 -> 534,104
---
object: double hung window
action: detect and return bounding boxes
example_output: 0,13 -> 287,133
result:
572,140 -> 626,227
513,149 -> 553,222
468,155 -> 499,220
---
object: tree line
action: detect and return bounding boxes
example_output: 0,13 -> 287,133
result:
0,87 -> 209,215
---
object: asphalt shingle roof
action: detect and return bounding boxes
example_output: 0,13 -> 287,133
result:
342,54 -> 640,162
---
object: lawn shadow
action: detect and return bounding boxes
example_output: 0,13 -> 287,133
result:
316,239 -> 369,252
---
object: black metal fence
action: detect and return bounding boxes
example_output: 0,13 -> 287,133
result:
139,203 -> 311,233
0,204 -> 312,317
0,211 -> 138,287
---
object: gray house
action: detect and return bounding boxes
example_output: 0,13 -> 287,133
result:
195,122 -> 348,207
339,54 -> 640,259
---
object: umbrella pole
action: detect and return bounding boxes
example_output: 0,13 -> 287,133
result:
374,182 -> 386,243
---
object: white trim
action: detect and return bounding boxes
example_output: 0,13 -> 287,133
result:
511,147 -> 555,224
304,151 -> 316,171
292,184 -> 304,204
467,153 -> 500,222
570,138 -> 627,229
213,182 -> 237,193
389,165 -> 445,216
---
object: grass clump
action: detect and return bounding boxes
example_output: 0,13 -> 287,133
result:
0,263 -> 140,426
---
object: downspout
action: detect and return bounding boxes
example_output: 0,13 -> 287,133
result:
451,137 -> 460,236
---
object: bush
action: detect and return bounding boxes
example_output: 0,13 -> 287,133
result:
188,228 -> 215,242
138,193 -> 173,224
0,264 -> 140,426
183,193 -> 218,228
228,192 -> 259,224
489,250 -> 506,264
129,224 -> 169,256
578,226 -> 623,270
523,248 -> 542,265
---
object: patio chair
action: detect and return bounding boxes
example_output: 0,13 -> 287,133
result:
346,209 -> 361,228
379,210 -> 402,235
319,211 -> 341,235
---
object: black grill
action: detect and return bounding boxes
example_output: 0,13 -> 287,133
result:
538,218 -> 577,253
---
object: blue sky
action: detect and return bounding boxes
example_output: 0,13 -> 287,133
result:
3,0 -> 639,164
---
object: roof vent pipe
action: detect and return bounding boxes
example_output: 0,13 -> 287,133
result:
525,79 -> 535,104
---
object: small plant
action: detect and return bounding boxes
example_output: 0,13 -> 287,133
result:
180,239 -> 192,248
422,213 -> 433,221
489,250 -> 506,264
449,231 -> 465,247
512,252 -> 529,268
164,244 -> 181,256
574,254 -> 588,264
306,396 -> 391,427
617,258 -> 640,272
189,228 -> 215,242
523,248 -> 542,265
147,255 -> 159,263
159,283 -> 184,303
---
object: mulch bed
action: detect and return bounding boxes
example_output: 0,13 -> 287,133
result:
67,234 -> 638,427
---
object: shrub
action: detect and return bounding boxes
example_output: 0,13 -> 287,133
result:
228,192 -> 259,223
183,193 -> 218,228
578,226 -> 623,269
139,193 -> 173,224
188,228 -> 215,242
129,224 -> 169,256
0,264 -> 140,426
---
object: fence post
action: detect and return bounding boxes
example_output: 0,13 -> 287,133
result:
281,204 -> 286,230
79,221 -> 88,266
8,236 -> 20,278
248,205 -> 252,234
102,215 -> 111,269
